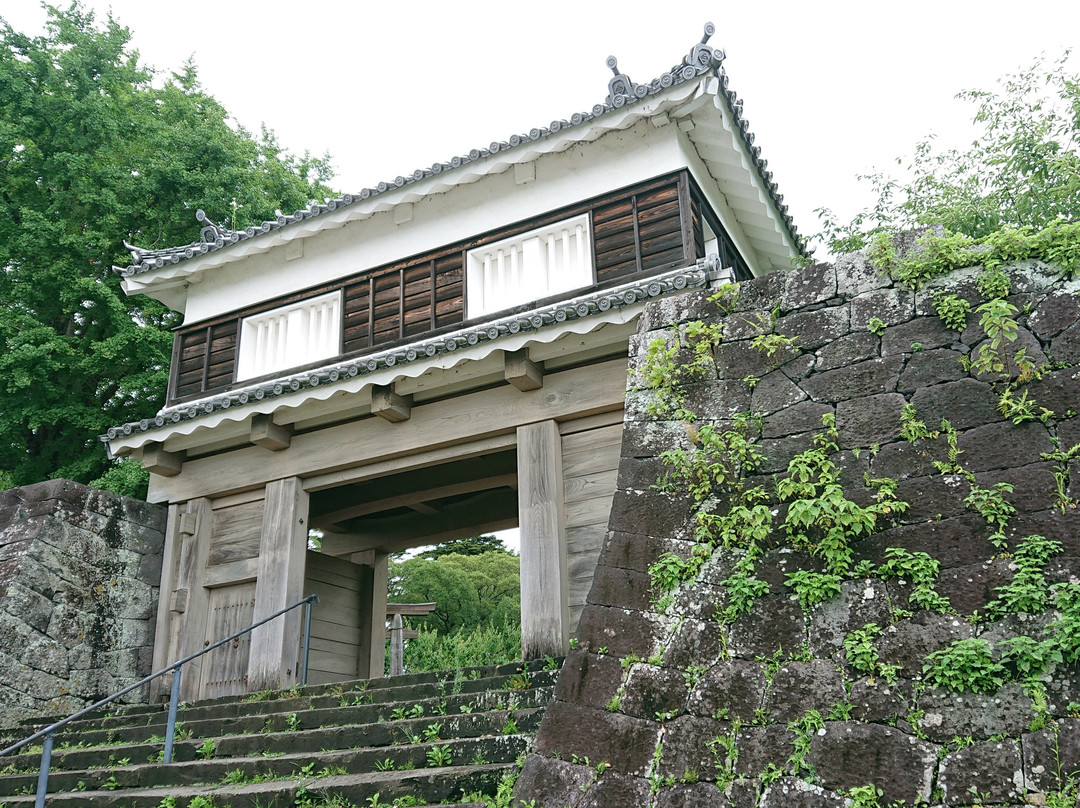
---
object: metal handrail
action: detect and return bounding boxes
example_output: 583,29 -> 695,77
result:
0,593 -> 319,808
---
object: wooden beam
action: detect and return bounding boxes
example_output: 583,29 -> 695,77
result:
203,557 -> 259,588
372,384 -> 412,422
518,420 -> 568,659
324,516 -> 520,557
142,442 -> 183,477
321,487 -> 517,549
504,348 -> 543,391
312,472 -> 517,529
150,358 -> 627,504
407,502 -> 439,515
250,414 -> 293,451
305,434 -> 517,493
386,602 -> 437,616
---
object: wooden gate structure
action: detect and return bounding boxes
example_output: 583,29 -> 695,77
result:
104,27 -> 804,700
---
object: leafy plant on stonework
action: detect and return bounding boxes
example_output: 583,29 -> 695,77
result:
650,413 -> 771,604
996,387 -> 1045,424
999,635 -> 1063,683
876,547 -> 951,613
842,623 -> 899,684
933,293 -> 972,332
779,416 -> 907,592
785,570 -> 843,610
656,414 -> 765,507
867,317 -> 887,336
986,534 -> 1063,616
899,403 -> 935,443
717,558 -> 771,623
785,710 -> 824,778
968,298 -> 1037,382
1045,584 -> 1080,664
976,264 -> 1012,300
964,481 -> 1016,550
706,722 -> 740,788
930,417 -> 966,476
426,745 -> 452,768
708,283 -> 740,315
751,331 -> 800,365
636,321 -> 721,416
923,638 -> 1007,693
845,784 -> 884,808
1041,443 -> 1080,513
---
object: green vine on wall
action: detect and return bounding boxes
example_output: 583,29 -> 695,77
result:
870,223 -> 1080,290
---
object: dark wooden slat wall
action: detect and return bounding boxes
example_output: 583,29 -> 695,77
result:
168,171 -> 747,405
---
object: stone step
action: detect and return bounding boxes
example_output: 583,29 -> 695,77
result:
71,665 -> 558,735
0,731 -> 531,796
1,704 -> 546,775
47,678 -> 553,753
0,761 -> 515,807
0,659 -> 558,808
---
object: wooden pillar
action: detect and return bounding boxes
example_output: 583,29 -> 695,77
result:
370,552 -> 389,678
517,420 -> 568,659
161,498 -> 212,702
149,503 -> 181,701
389,613 -> 405,676
353,549 -> 389,679
248,477 -> 309,691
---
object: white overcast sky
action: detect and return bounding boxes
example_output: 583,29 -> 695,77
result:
6,1 -> 1079,257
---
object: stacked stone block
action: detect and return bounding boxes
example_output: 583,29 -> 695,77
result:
0,480 -> 165,728
518,245 -> 1080,806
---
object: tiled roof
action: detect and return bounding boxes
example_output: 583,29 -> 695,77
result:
115,23 -> 805,278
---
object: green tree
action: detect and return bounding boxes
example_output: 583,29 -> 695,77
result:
390,550 -> 521,634
0,4 -> 335,494
417,533 -> 512,559
817,54 -> 1080,253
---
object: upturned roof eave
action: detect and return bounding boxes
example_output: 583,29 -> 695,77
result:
118,81 -> 710,297
115,25 -> 806,298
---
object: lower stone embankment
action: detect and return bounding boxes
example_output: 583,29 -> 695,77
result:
0,479 -> 165,727
518,239 -> 1080,806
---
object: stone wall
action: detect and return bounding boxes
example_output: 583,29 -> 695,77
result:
0,480 -> 165,728
517,245 -> 1080,806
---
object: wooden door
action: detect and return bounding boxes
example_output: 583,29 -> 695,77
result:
303,551 -> 367,685
199,582 -> 257,698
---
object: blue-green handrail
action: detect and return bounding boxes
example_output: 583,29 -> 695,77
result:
0,593 -> 319,808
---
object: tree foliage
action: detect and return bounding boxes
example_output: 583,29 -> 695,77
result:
390,550 -> 521,634
817,53 -> 1080,254
0,4 -> 335,492
416,533 -> 511,559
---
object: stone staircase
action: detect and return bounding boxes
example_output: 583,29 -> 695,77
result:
0,659 -> 558,807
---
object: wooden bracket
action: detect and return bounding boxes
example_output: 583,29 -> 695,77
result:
504,348 -> 544,391
250,413 -> 293,450
141,442 -> 183,477
169,588 -> 189,613
372,385 -> 412,422
178,512 -> 198,536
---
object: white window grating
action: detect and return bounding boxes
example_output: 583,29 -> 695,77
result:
236,290 -> 341,381
466,213 -> 593,318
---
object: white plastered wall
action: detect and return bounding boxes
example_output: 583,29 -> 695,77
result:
182,121 -> 691,325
